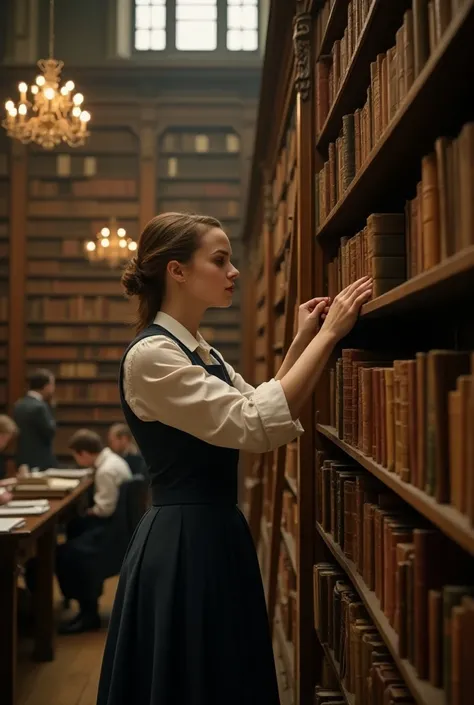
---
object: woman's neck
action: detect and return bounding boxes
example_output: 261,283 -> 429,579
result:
160,299 -> 204,338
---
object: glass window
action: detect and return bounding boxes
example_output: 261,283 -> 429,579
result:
227,0 -> 258,51
176,0 -> 217,50
134,0 -> 166,51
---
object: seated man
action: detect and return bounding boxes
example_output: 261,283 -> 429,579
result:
107,422 -> 148,478
56,429 -> 132,634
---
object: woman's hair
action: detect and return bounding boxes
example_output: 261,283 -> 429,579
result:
122,212 -> 222,333
0,415 -> 18,436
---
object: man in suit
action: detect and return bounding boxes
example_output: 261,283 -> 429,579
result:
13,368 -> 57,471
108,422 -> 148,478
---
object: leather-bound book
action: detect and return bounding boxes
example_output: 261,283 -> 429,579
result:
412,0 -> 430,76
403,10 -> 415,95
421,152 -> 441,269
414,529 -> 444,678
426,351 -> 470,501
333,581 -> 353,659
407,360 -> 417,486
428,589 -> 442,687
443,586 -> 474,702
385,368 -> 395,472
415,353 -> 427,490
399,361 -> 411,483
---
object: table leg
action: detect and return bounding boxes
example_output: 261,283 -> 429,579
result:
0,542 -> 19,705
33,526 -> 55,662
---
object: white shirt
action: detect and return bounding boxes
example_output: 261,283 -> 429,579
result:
92,447 -> 132,518
123,311 -> 304,454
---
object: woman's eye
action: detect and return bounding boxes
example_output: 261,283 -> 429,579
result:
214,258 -> 225,266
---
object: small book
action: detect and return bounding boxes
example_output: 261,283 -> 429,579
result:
6,499 -> 50,508
0,505 -> 49,516
44,468 -> 92,479
0,517 -> 26,532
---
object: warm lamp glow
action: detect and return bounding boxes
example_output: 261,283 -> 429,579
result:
84,218 -> 137,268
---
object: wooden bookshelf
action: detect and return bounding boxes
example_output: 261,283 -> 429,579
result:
316,523 -> 445,705
243,1 -> 474,704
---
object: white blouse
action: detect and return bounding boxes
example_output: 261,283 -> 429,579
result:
123,311 -> 304,454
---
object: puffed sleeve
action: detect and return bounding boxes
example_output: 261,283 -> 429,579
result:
123,336 -> 304,454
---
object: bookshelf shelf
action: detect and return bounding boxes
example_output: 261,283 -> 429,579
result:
360,245 -> 474,317
316,424 -> 474,557
316,0 -> 474,239
316,523 -> 445,705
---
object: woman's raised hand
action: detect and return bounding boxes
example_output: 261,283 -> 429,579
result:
319,276 -> 373,343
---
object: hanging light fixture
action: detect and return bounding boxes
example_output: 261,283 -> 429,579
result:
2,0 -> 90,149
85,218 -> 137,268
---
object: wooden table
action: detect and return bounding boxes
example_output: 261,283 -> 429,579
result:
0,478 -> 93,705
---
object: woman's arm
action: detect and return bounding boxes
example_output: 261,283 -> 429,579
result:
275,297 -> 329,381
280,276 -> 372,419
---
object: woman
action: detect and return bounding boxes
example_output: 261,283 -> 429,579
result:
96,213 -> 372,705
0,415 -> 18,504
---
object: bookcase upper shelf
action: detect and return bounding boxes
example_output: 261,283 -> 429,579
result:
315,0 -> 474,239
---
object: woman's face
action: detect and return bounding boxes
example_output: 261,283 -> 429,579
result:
181,227 -> 239,308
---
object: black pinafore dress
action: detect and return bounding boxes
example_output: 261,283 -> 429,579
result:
96,324 -> 280,705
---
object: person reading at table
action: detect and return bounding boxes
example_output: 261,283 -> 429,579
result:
55,429 -> 132,634
107,422 -> 147,477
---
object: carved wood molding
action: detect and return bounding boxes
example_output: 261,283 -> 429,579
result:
293,7 -> 312,101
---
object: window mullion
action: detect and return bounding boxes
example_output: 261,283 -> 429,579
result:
217,0 -> 227,52
167,0 -> 176,50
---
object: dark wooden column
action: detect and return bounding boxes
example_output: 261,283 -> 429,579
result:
293,4 -> 315,704
8,141 -> 27,410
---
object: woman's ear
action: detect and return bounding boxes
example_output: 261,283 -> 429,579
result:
167,259 -> 186,283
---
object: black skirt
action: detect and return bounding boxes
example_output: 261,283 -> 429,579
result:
96,504 -> 280,705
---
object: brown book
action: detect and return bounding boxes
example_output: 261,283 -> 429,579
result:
403,10 -> 415,95
385,368 -> 395,472
458,123 -> 474,250
428,589 -> 443,687
414,529 -> 444,678
397,561 -> 410,659
428,1 -> 436,51
316,57 -> 331,134
399,361 -> 411,483
396,28 -> 405,107
415,353 -> 427,489
434,136 -> 451,260
434,0 -> 452,42
421,152 -> 441,269
416,181 -> 424,270
426,351 -> 470,501
448,389 -> 462,512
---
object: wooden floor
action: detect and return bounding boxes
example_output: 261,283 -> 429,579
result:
16,571 -> 288,705
17,576 -> 119,705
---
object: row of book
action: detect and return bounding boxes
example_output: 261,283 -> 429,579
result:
316,2 -> 459,141
56,407 -> 123,424
315,0 -> 373,134
317,114 -> 474,266
314,562 -> 417,705
27,345 -> 123,361
30,178 -> 137,199
316,454 -> 474,693
329,348 -> 474,517
28,280 -> 122,296
55,383 -> 119,403
278,548 -> 297,645
27,296 -> 133,321
272,116 -> 296,208
29,326 -> 130,343
315,456 -> 474,700
327,213 -> 406,299
273,176 -> 296,258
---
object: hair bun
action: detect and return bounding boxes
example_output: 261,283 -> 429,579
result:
122,257 -> 145,296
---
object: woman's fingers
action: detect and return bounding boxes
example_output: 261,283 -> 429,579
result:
341,275 -> 372,300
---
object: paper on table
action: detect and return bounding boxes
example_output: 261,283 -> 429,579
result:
0,517 -> 26,532
6,499 -> 50,508
0,505 -> 49,516
44,468 -> 92,479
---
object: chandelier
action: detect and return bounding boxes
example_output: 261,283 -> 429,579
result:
2,0 -> 90,149
85,218 -> 137,268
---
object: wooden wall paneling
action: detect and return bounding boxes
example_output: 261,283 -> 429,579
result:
293,4 -> 315,704
8,141 -> 27,410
